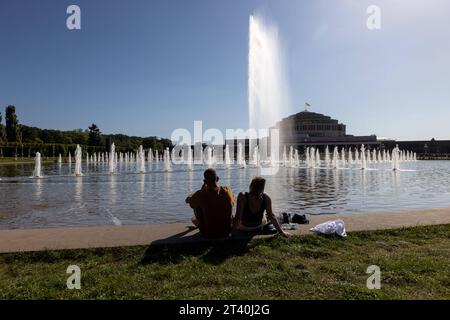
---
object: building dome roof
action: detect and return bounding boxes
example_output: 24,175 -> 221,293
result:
286,111 -> 334,121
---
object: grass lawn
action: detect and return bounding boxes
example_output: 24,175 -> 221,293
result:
0,224 -> 449,300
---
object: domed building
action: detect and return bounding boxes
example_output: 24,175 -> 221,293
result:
273,109 -> 379,149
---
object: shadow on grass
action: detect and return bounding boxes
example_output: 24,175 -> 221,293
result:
141,227 -> 263,266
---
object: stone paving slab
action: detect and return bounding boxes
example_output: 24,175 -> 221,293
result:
0,208 -> 449,253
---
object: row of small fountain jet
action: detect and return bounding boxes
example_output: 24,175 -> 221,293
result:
282,145 -> 416,171
33,143 -> 173,177
32,142 -> 416,178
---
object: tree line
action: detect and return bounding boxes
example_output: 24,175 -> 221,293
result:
0,105 -> 173,157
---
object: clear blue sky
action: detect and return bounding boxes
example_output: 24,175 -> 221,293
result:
1,0 -> 449,140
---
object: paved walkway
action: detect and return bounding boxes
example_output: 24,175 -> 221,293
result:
1,208 -> 449,253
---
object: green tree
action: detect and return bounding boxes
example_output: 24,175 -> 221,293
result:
0,112 -> 5,143
142,137 -> 157,150
21,125 -> 39,142
5,105 -> 19,142
88,123 -> 102,146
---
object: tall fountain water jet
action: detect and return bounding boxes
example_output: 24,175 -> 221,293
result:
248,14 -> 291,154
138,145 -> 146,173
355,148 -> 359,164
372,149 -> 377,163
392,145 -> 400,171
340,148 -> 346,167
282,145 -> 288,166
33,152 -> 42,178
315,148 -> 321,168
325,146 -> 330,167
288,146 -> 294,168
305,147 -> 310,168
211,147 -> 217,166
361,145 -> 367,170
332,147 -> 339,169
109,143 -> 116,174
294,149 -> 300,167
74,144 -> 82,176
164,148 -> 172,172
225,144 -> 232,169
205,146 -> 213,167
253,145 -> 260,167
68,152 -> 72,167
237,142 -> 246,169
58,154 -> 62,166
148,148 -> 153,163
310,147 -> 316,168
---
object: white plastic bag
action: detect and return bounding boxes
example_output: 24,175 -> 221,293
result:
309,219 -> 347,237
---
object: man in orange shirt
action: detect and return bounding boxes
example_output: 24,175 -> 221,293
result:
185,169 -> 235,239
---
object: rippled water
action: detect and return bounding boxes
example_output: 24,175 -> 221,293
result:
1,161 -> 450,229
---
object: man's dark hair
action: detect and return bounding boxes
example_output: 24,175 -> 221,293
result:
203,168 -> 218,185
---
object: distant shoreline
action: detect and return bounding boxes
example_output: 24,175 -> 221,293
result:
0,158 -> 56,165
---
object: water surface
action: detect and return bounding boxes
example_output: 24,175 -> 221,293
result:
1,161 -> 449,229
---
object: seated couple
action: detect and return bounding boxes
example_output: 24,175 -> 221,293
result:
185,169 -> 291,239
